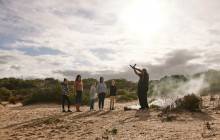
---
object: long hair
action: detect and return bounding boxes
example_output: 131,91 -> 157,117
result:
75,75 -> 81,82
64,78 -> 67,82
100,77 -> 104,83
142,69 -> 148,82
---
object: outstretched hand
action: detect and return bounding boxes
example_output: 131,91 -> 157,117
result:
130,64 -> 136,69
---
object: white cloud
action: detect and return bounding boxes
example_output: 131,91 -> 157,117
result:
0,0 -> 220,80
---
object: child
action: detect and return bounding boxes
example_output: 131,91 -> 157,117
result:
90,82 -> 97,111
110,80 -> 117,110
62,78 -> 72,112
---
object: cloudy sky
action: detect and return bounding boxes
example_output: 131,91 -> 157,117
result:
0,0 -> 220,81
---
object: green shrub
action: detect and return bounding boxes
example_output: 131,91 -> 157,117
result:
127,93 -> 138,100
150,104 -> 161,109
116,95 -> 132,102
22,84 -> 62,105
8,96 -> 18,104
81,90 -> 91,106
182,94 -> 201,111
174,94 -> 201,111
117,89 -> 128,95
112,128 -> 118,135
0,87 -> 12,101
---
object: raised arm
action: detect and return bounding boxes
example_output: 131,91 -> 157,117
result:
130,64 -> 141,76
134,67 -> 142,73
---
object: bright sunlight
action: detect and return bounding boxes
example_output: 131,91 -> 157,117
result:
121,0 -> 166,39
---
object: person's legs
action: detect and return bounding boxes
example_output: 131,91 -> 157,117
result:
77,91 -> 82,112
110,96 -> 113,109
67,96 -> 71,110
141,92 -> 147,108
92,99 -> 95,110
102,93 -> 105,109
139,86 -> 147,109
62,95 -> 66,111
98,94 -> 101,110
138,89 -> 144,108
75,93 -> 79,111
112,96 -> 115,109
145,88 -> 149,108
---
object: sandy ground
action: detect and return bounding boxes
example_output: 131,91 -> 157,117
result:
0,96 -> 220,140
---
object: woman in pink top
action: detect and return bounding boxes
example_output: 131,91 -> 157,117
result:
74,75 -> 83,112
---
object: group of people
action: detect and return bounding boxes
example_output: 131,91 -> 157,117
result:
61,65 -> 149,112
62,76 -> 117,112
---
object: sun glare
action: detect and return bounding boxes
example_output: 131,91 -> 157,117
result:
121,0 -> 166,39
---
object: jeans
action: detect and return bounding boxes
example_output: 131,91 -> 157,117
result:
90,99 -> 95,110
75,90 -> 82,103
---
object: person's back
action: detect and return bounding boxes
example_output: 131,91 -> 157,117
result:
97,77 -> 107,111
97,83 -> 107,94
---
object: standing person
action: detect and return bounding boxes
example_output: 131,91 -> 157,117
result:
62,78 -> 72,112
90,82 -> 97,111
97,77 -> 107,111
130,64 -> 149,109
74,75 -> 83,112
110,80 -> 117,110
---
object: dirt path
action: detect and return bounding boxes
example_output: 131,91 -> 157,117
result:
0,98 -> 220,140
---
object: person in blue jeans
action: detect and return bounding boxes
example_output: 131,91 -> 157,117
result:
62,78 -> 72,112
90,82 -> 97,111
74,75 -> 83,112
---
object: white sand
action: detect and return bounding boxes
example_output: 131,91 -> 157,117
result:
0,97 -> 220,140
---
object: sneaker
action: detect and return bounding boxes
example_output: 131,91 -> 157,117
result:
62,110 -> 66,112
67,110 -> 72,112
139,107 -> 145,110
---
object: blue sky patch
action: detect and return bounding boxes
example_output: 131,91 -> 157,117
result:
0,46 -> 62,56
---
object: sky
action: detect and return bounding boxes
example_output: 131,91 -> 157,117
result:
0,0 -> 220,81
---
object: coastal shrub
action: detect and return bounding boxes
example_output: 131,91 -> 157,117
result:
182,94 -> 201,111
149,104 -> 161,109
8,96 -> 18,104
22,84 -> 62,105
0,87 -> 12,101
172,94 -> 201,111
116,95 -> 132,102
127,93 -> 138,100
117,89 -> 128,95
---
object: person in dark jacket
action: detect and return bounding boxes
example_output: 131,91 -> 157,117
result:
62,78 -> 72,112
130,64 -> 149,109
110,80 -> 117,110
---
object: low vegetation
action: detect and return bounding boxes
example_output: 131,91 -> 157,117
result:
162,94 -> 202,112
116,90 -> 138,102
1,70 -> 220,105
150,104 -> 161,109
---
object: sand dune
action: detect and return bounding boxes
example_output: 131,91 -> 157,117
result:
0,97 -> 220,140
